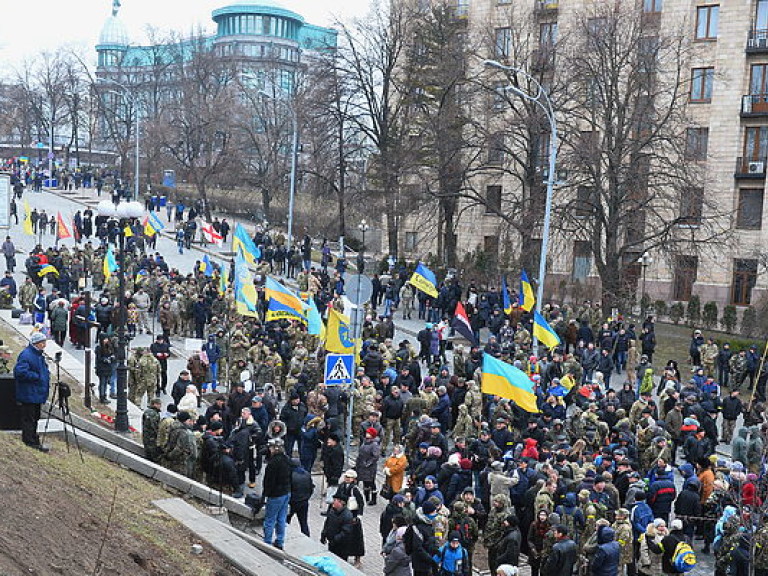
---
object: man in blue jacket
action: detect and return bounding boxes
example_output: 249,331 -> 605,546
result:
14,332 -> 51,452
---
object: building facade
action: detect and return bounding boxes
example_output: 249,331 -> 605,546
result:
396,0 -> 768,313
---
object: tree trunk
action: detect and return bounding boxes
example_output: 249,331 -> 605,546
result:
261,188 -> 271,223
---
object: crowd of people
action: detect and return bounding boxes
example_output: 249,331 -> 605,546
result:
6,177 -> 768,576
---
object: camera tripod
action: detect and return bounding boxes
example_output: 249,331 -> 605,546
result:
41,352 -> 84,462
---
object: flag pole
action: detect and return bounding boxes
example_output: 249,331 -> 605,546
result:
747,337 -> 768,412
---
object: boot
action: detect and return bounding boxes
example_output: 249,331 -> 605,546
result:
369,492 -> 377,506
364,488 -> 372,505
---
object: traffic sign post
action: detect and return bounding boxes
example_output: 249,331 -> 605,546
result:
324,353 -> 354,386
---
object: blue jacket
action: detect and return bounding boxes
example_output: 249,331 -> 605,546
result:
14,344 -> 50,404
203,340 -> 221,363
592,526 -> 620,576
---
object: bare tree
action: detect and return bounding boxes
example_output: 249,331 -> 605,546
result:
157,33 -> 239,220
336,0 -> 419,258
556,1 -> 730,309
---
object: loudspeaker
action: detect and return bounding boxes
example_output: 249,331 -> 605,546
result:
0,374 -> 21,431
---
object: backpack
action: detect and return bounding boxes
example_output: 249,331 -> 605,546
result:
672,540 -> 697,573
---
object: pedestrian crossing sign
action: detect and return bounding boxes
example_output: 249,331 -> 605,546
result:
325,354 -> 354,386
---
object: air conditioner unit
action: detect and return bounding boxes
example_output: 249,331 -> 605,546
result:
748,161 -> 765,174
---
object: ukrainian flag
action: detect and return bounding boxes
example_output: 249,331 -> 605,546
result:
143,217 -> 156,237
199,255 -> 214,277
38,264 -> 59,277
219,261 -> 229,295
23,201 -> 33,236
501,276 -> 513,315
103,247 -> 118,281
408,263 -> 438,298
233,250 -> 259,317
135,268 -> 149,284
325,308 -> 356,354
481,353 -> 539,413
520,269 -> 535,312
533,310 -> 561,349
232,223 -> 261,266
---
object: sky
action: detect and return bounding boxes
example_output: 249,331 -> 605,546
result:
0,0 -> 369,72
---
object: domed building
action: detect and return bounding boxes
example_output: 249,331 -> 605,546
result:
95,0 -> 336,84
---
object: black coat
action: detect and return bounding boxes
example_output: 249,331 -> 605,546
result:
280,402 -> 308,435
674,487 -> 702,518
322,443 -> 345,484
263,452 -> 292,498
542,538 -> 577,576
496,527 -> 522,567
322,506 -> 356,557
290,465 -> 315,505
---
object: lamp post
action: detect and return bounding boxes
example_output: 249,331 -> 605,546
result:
97,199 -> 144,432
484,59 -> 558,352
357,219 -> 370,273
98,79 -> 140,201
638,252 -> 653,319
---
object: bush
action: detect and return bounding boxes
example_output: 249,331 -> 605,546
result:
686,295 -> 701,326
654,300 -> 668,319
702,301 -> 718,330
669,302 -> 685,324
742,306 -> 758,337
713,336 -> 758,353
640,293 -> 652,314
722,305 -> 738,333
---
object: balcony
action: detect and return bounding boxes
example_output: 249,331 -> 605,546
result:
535,1 -> 558,14
747,28 -> 768,54
741,94 -> 768,117
735,156 -> 767,179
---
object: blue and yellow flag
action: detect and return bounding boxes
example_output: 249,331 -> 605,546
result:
199,255 -> 215,277
481,353 -> 539,413
143,217 -> 156,237
38,264 -> 59,277
148,212 -> 165,231
219,261 -> 229,295
533,310 -> 561,349
23,200 -> 33,236
325,308 -> 356,354
501,276 -> 513,315
233,250 -> 259,317
266,298 -> 308,323
520,269 -> 535,312
232,223 -> 261,267
135,268 -> 149,284
408,263 -> 438,298
103,247 -> 118,281
265,277 -> 306,316
123,225 -> 134,238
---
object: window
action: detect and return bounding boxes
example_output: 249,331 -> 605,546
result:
673,256 -> 698,301
484,236 -> 499,258
737,189 -> 764,229
695,5 -> 719,39
679,186 -> 703,225
486,185 -> 502,213
495,27 -> 512,59
744,126 -> 768,161
492,82 -> 506,111
456,0 -> 469,17
751,64 -> 768,95
540,22 -> 558,46
732,259 -> 758,305
644,0 -> 662,13
488,133 -> 505,165
404,232 -> 417,252
690,67 -> 714,102
572,241 -> 592,280
758,0 -> 768,31
685,128 -> 709,161
575,186 -> 596,218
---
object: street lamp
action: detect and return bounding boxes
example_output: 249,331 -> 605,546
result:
98,79 -> 140,201
97,199 -> 144,432
484,59 -> 558,352
357,219 -> 370,273
637,252 -> 653,319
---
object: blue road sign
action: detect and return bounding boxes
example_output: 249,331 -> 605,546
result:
324,353 -> 354,386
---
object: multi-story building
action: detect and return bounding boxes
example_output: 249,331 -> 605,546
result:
396,0 -> 768,313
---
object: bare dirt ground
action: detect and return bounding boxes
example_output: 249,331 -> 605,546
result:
0,436 -> 242,576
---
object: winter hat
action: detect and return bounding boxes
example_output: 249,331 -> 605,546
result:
731,462 -> 745,472
425,475 -> 437,484
29,332 -> 47,345
459,458 -> 472,470
392,494 -> 406,504
426,446 -> 442,458
366,427 -> 378,438
670,519 -> 683,531
421,500 -> 437,515
208,421 -> 224,431
449,531 -> 461,542
177,411 -> 191,422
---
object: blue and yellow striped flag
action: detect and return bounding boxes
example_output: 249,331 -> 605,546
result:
501,276 -> 513,315
533,310 -> 561,349
520,269 -> 535,312
324,308 -> 356,354
232,223 -> 261,267
265,277 -> 306,316
233,250 -> 259,317
481,353 -> 539,413
38,264 -> 59,277
408,263 -> 438,298
199,255 -> 214,277
103,247 -> 118,281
